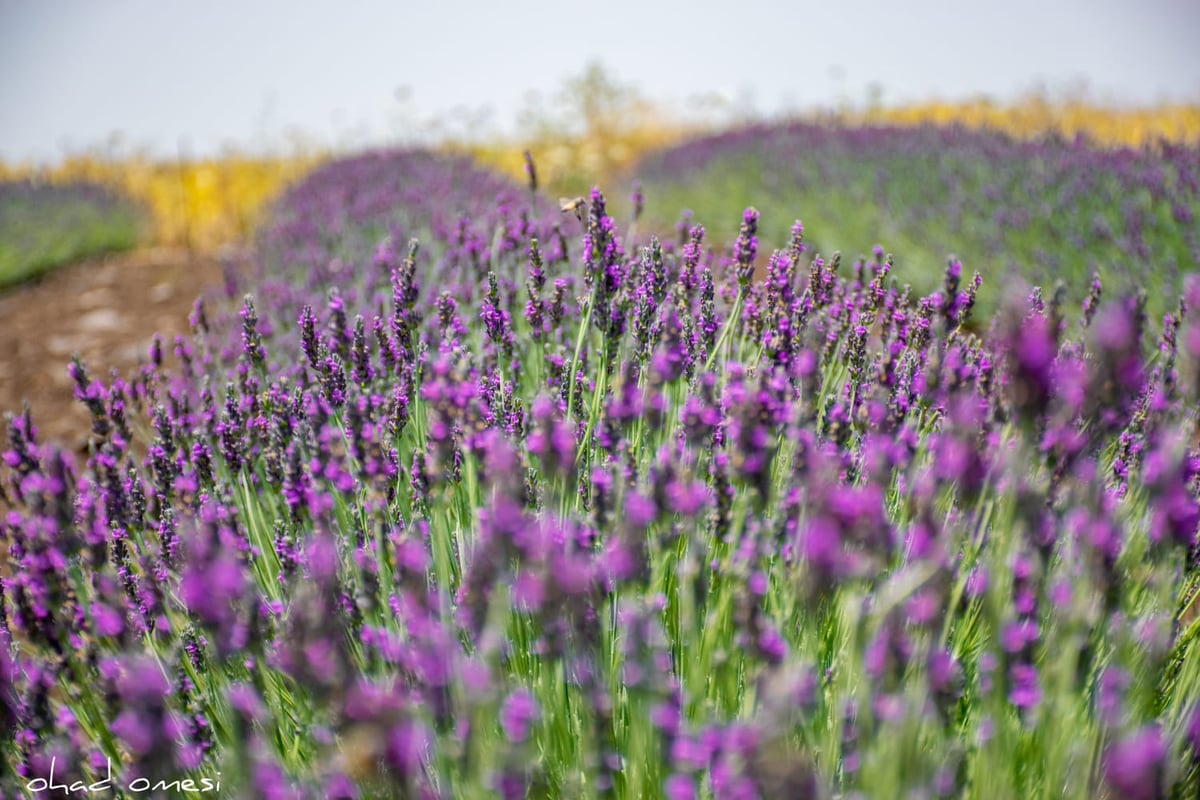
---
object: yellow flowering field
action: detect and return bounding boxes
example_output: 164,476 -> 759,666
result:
854,97 -> 1200,147
1,152 -> 323,249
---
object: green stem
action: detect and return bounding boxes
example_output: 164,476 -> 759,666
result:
707,289 -> 746,372
566,294 -> 595,421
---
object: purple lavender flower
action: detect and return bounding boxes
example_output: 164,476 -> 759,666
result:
1008,663 -> 1042,710
1103,726 -> 1167,800
733,207 -> 760,288
664,773 -> 697,800
499,689 -> 539,743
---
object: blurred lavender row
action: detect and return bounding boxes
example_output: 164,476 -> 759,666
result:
638,122 -> 1200,319
0,179 -> 146,287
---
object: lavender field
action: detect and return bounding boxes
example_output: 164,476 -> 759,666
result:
638,123 -> 1200,320
2,140 -> 1200,799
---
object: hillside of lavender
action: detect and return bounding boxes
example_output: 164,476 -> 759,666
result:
638,123 -> 1200,319
2,142 -> 1200,799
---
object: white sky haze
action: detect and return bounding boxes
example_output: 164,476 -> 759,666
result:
1,0 -> 1198,162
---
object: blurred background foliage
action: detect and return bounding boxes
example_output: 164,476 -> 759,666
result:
0,62 -> 1198,258
858,97 -> 1200,147
0,179 -> 146,288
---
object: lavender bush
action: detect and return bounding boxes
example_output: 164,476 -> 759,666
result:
2,147 -> 1199,799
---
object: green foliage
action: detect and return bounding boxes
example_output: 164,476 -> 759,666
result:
0,180 -> 146,288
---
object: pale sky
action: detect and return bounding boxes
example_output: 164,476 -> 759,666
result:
2,0 -> 1198,163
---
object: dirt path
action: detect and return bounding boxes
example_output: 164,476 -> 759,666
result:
0,247 -> 226,453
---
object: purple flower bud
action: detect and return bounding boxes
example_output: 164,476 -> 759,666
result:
228,683 -> 267,722
500,689 -> 539,743
92,602 -> 125,638
240,295 -> 265,366
664,773 -> 697,800
385,719 -> 430,775
111,710 -> 157,756
1008,663 -> 1042,710
1103,726 -> 1167,800
734,207 -> 760,288
1188,705 -> 1200,760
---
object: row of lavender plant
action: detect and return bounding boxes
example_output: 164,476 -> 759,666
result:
2,148 -> 1200,798
636,122 -> 1200,319
0,178 -> 145,287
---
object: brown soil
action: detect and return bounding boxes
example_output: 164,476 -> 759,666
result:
0,247 -> 225,454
